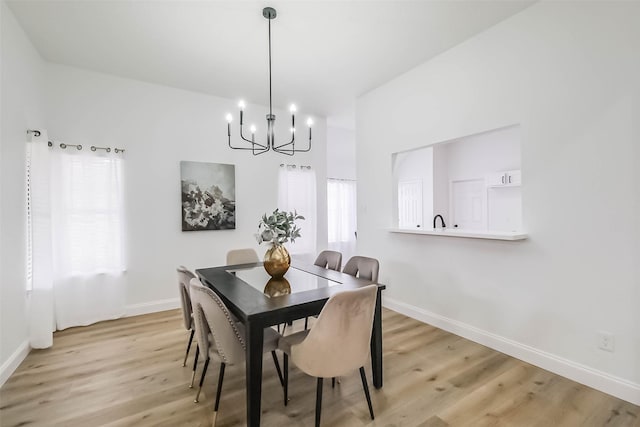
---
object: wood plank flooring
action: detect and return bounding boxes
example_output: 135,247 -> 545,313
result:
1,309 -> 638,426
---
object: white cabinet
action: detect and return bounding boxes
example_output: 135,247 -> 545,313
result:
487,170 -> 521,187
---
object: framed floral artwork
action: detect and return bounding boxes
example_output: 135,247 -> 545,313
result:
180,161 -> 235,231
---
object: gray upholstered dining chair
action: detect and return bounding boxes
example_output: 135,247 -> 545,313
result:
302,250 -> 343,330
342,256 -> 379,283
189,278 -> 284,425
226,248 -> 260,265
176,266 -> 197,367
278,285 -> 378,426
313,250 -> 342,271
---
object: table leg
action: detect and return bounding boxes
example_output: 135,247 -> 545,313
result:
371,289 -> 383,388
246,321 -> 264,427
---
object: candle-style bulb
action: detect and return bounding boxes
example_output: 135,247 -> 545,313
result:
225,113 -> 233,123
289,104 -> 297,113
238,100 -> 246,110
250,125 -> 257,134
306,118 -> 313,127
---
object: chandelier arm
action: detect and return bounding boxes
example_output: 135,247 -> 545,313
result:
228,125 -> 255,150
229,130 -> 269,151
252,145 -> 270,156
239,134 -> 267,149
273,112 -> 295,150
239,124 -> 268,149
229,142 -> 268,151
273,134 -> 295,150
275,130 -> 311,153
274,145 -> 310,154
273,147 -> 295,156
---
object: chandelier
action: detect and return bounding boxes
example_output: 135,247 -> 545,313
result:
225,7 -> 312,156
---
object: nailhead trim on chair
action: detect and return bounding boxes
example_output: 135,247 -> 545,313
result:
193,286 -> 246,363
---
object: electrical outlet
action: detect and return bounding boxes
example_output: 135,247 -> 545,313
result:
597,331 -> 615,352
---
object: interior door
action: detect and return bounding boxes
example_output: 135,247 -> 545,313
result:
398,180 -> 423,229
451,179 -> 486,231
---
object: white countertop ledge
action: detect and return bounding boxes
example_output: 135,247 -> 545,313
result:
388,228 -> 528,241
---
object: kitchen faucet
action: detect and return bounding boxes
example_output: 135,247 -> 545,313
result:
433,214 -> 446,229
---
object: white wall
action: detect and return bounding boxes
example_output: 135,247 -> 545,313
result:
357,1 -> 639,404
0,1 -> 45,379
326,126 -> 356,181
44,64 -> 327,310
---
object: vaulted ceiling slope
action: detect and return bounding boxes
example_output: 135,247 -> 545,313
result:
8,0 -> 534,126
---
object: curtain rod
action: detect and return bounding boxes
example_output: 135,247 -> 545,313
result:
328,177 -> 356,182
280,163 -> 311,170
26,130 -> 125,153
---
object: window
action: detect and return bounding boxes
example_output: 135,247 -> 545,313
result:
51,153 -> 125,275
327,179 -> 357,259
278,166 -> 317,255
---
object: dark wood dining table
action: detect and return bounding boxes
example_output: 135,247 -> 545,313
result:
196,261 -> 385,427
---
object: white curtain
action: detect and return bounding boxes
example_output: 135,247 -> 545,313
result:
27,132 -> 126,347
278,166 -> 317,257
327,179 -> 357,262
27,131 -> 55,348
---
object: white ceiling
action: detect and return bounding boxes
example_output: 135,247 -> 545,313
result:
8,0 -> 534,128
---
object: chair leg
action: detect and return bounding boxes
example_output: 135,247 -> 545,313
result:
190,344 -> 200,388
359,367 -> 375,420
194,357 -> 210,403
315,377 -> 323,427
271,351 -> 284,387
214,363 -> 226,411
283,353 -> 289,406
183,329 -> 195,367
331,377 -> 335,388
304,317 -> 309,330
212,363 -> 225,427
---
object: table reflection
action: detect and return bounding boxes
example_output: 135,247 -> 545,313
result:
229,265 -> 341,297
263,277 -> 291,297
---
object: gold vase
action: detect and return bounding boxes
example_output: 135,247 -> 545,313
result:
263,244 -> 290,278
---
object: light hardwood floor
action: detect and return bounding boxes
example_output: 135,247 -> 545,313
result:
1,309 -> 638,427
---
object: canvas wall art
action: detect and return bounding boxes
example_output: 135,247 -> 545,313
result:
180,161 -> 236,231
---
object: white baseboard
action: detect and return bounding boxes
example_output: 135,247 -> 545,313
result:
125,297 -> 180,317
383,297 -> 640,405
0,340 -> 30,387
